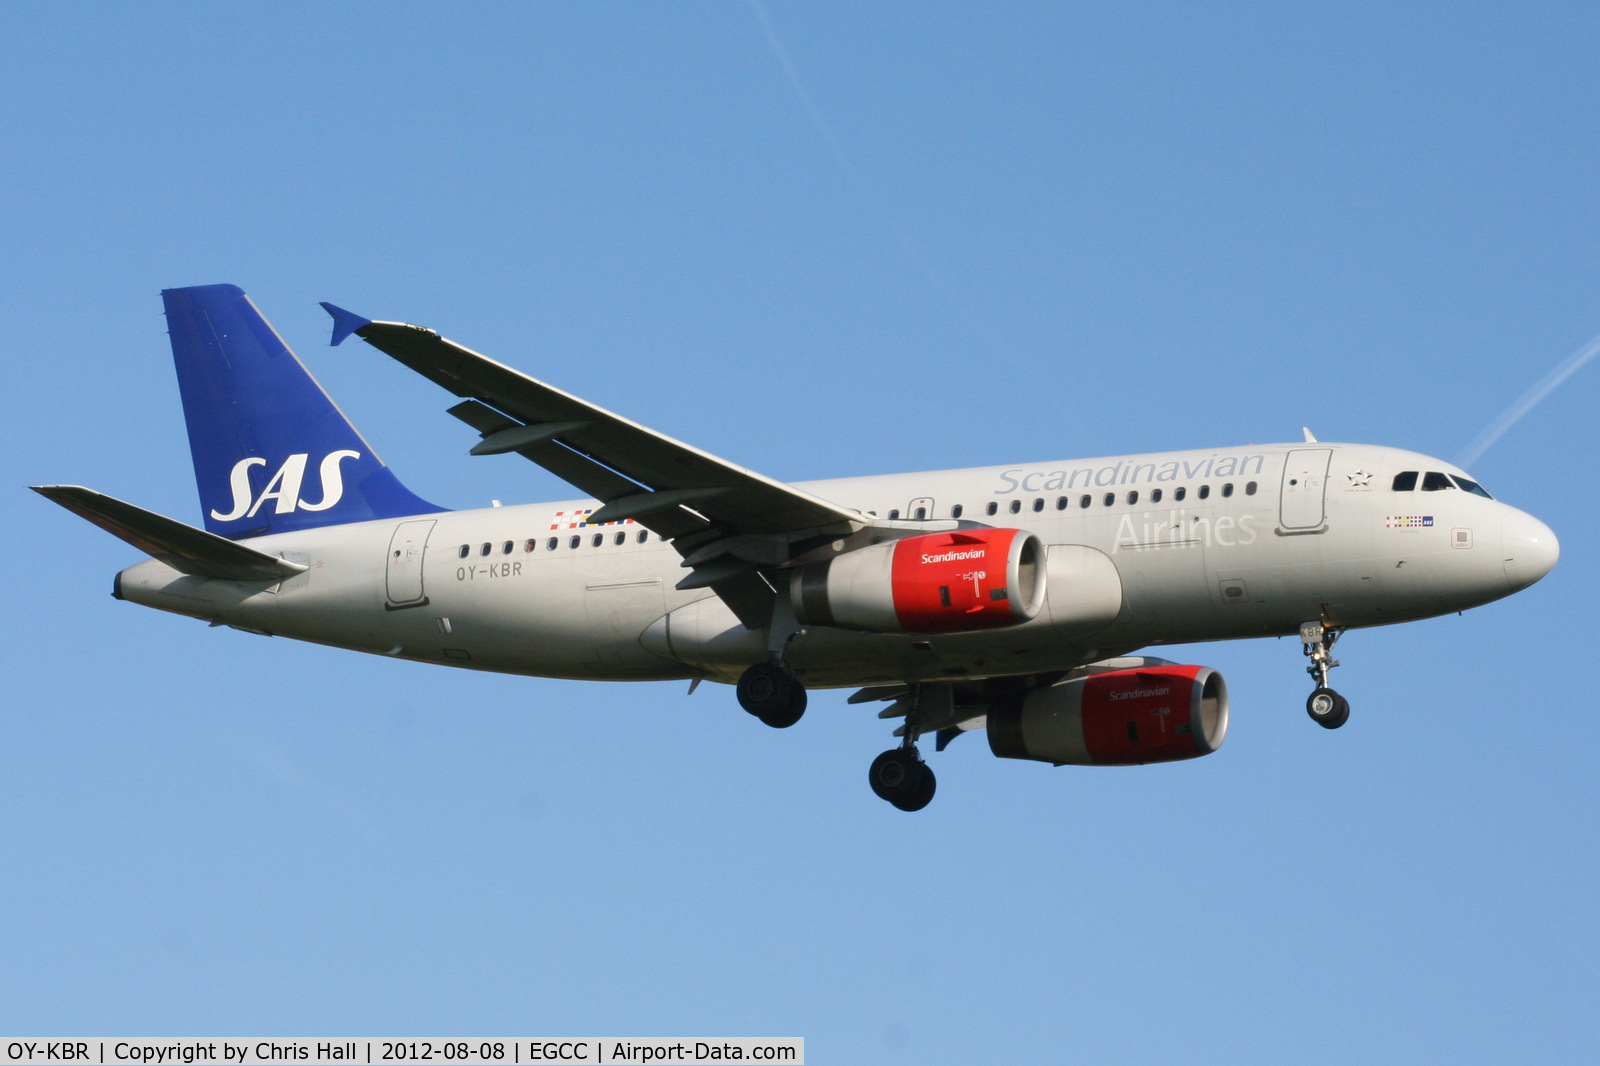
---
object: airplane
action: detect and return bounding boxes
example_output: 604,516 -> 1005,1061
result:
34,284 -> 1561,811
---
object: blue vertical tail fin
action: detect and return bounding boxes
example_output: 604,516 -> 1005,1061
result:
161,283 -> 444,539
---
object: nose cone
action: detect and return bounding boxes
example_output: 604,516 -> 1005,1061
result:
1501,509 -> 1560,592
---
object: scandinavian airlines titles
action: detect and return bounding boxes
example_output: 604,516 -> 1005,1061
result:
994,453 -> 1267,495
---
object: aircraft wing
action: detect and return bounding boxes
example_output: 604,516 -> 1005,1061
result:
322,303 -> 869,626
32,485 -> 308,582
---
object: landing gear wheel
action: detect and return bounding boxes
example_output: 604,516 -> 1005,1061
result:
737,662 -> 806,728
903,764 -> 937,812
869,748 -> 934,811
1306,687 -> 1350,729
759,686 -> 806,729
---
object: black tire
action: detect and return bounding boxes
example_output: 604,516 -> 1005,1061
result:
1307,687 -> 1350,730
738,662 -> 805,727
868,748 -> 926,806
892,764 -> 937,812
759,685 -> 807,729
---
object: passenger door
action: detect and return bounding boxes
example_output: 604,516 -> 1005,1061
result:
1279,449 -> 1331,532
385,519 -> 436,608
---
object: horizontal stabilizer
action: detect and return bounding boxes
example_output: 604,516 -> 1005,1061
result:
32,485 -> 308,581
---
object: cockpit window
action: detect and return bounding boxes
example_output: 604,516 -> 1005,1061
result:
1421,471 -> 1455,491
1392,471 -> 1418,491
1451,475 -> 1493,499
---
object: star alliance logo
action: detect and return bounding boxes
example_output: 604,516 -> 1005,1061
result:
1346,469 -> 1373,489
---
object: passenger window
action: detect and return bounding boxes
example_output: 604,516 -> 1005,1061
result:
615,532 -> 626,545
637,530 -> 648,543
1451,475 -> 1493,499
523,539 -> 536,553
1127,490 -> 1138,505
1422,471 -> 1455,491
914,506 -> 926,520
888,509 -> 900,520
951,504 -> 964,519
1198,485 -> 1210,500
480,543 -> 492,557
1009,500 -> 1022,514
569,535 -> 581,549
1032,498 -> 1044,512
1175,486 -> 1186,501
1151,488 -> 1162,503
986,502 -> 998,516
1103,492 -> 1115,506
502,540 -> 514,554
1245,481 -> 1257,495
1222,483 -> 1234,498
1056,496 -> 1068,510
458,544 -> 470,559
592,533 -> 604,547
1080,494 -> 1092,508
546,537 -> 558,551
1392,471 -> 1418,491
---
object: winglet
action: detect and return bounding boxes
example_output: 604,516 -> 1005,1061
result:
320,302 -> 372,347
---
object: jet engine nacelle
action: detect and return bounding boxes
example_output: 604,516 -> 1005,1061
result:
790,528 -> 1045,634
987,665 -> 1229,765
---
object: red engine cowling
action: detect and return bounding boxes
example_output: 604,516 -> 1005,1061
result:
790,529 -> 1045,633
987,665 -> 1229,765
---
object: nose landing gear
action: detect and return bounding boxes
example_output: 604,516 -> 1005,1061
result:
1301,620 -> 1350,729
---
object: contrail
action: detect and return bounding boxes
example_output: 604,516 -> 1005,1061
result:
1456,329 -> 1600,469
747,1 -> 991,343
748,0 -> 860,190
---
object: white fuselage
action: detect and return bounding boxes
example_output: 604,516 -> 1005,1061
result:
114,441 -> 1558,689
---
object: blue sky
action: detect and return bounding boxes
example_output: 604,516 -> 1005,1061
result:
3,3 -> 1597,1060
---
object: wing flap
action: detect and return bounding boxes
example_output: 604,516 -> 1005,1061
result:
32,485 -> 308,581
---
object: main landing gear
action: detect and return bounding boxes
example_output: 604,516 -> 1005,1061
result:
737,661 -> 807,729
735,657 -> 938,810
738,599 -> 808,729
868,685 -> 937,812
1300,620 -> 1350,729
869,746 -> 936,812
